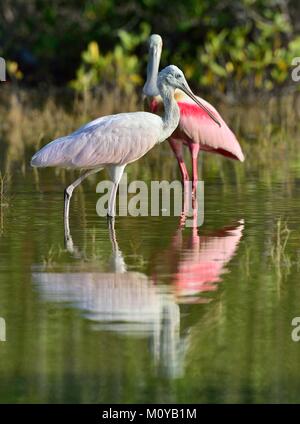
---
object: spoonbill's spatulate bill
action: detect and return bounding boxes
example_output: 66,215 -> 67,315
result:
143,34 -> 244,190
31,65 -> 220,226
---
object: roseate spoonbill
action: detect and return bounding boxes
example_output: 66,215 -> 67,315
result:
31,65 -> 220,225
143,34 -> 244,191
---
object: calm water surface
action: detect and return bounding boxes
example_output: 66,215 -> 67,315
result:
1,104 -> 300,403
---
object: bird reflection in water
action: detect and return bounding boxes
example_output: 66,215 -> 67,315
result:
32,205 -> 244,377
171,199 -> 244,304
33,219 -> 182,377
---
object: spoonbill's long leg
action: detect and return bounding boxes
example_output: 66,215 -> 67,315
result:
107,164 -> 126,218
188,143 -> 200,194
169,139 -> 189,183
64,167 -> 103,238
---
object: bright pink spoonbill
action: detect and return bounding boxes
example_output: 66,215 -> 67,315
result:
31,65 -> 220,229
143,34 -> 244,191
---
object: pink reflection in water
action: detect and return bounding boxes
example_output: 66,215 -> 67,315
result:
173,221 -> 244,302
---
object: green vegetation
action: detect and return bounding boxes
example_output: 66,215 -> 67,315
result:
1,1 -> 300,95
70,25 -> 149,96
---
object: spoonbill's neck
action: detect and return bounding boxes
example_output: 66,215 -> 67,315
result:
143,45 -> 161,97
158,84 -> 180,142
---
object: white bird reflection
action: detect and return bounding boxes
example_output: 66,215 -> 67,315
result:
32,211 -> 244,378
33,220 -> 182,377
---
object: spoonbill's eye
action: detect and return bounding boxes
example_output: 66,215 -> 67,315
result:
175,74 -> 181,79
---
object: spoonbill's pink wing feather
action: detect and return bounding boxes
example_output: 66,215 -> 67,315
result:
176,93 -> 244,161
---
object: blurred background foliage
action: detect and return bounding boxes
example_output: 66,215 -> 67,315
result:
1,0 -> 300,96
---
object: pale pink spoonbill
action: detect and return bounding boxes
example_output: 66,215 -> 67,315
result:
31,65 -> 220,229
143,34 -> 244,190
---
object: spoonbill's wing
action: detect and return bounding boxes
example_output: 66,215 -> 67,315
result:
31,112 -> 162,169
176,92 -> 244,161
73,115 -> 114,134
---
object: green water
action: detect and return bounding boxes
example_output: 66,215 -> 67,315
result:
1,98 -> 300,403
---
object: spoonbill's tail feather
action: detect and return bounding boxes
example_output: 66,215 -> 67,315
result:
30,135 -> 77,168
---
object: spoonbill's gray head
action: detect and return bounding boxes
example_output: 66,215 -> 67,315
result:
143,34 -> 163,97
157,65 -> 221,127
157,65 -> 187,90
